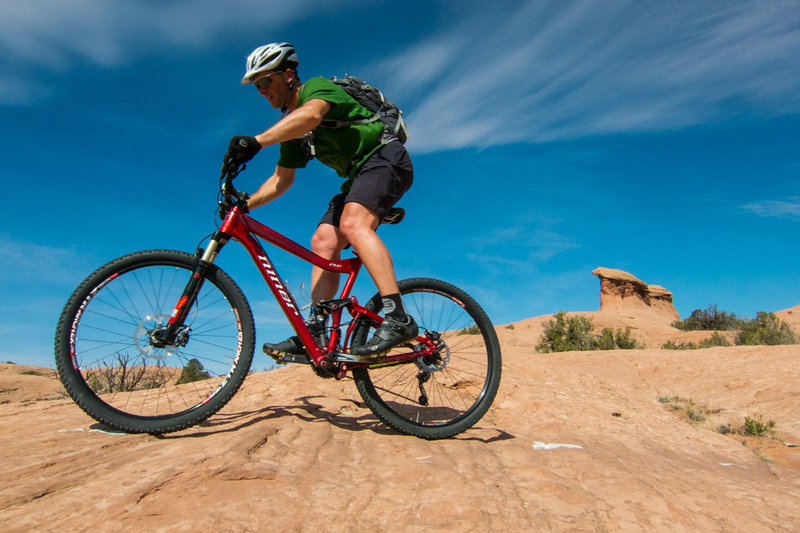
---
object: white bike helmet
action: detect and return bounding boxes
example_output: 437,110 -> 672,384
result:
241,42 -> 299,84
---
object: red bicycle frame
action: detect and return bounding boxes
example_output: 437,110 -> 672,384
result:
180,204 -> 430,373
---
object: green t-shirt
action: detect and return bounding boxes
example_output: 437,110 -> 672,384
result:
277,77 -> 385,181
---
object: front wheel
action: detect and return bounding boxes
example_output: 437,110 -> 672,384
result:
54,249 -> 255,434
352,278 -> 502,439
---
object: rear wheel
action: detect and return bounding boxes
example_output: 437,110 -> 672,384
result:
54,249 -> 255,434
352,278 -> 501,439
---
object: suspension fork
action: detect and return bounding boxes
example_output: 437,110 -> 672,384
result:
154,232 -> 229,346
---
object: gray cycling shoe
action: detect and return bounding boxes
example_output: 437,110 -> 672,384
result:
262,336 -> 305,359
351,315 -> 419,358
263,315 -> 326,360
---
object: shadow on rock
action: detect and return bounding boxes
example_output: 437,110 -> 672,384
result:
151,395 -> 514,442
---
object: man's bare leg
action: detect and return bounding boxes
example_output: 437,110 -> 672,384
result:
337,202 -> 398,297
338,202 -> 417,357
262,223 -> 346,358
310,223 -> 348,302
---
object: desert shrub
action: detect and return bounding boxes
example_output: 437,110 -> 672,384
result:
673,305 -> 746,331
176,358 -> 211,385
458,324 -> 481,335
737,312 -> 797,345
662,340 -> 687,350
536,312 -> 594,353
90,353 -> 149,393
595,327 -> 638,350
658,395 -> 709,423
741,416 -> 776,437
668,310 -> 797,347
87,374 -> 102,393
723,416 -> 777,439
614,327 -> 638,349
662,331 -> 731,350
686,405 -> 706,422
660,395 -> 779,441
85,356 -> 169,393
595,328 -> 617,351
536,312 -> 638,352
698,331 -> 732,348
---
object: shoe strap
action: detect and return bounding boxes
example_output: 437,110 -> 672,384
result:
377,317 -> 409,335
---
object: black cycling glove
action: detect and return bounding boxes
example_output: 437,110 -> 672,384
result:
225,135 -> 261,163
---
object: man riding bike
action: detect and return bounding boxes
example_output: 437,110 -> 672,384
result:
224,42 -> 417,359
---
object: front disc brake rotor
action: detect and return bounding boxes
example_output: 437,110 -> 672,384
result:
134,314 -> 176,361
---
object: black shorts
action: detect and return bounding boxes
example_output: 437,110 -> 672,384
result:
320,141 -> 413,227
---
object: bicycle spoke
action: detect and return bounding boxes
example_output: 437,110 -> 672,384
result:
353,278 -> 500,438
58,252 -> 254,431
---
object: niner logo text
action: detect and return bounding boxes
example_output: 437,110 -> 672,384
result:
257,254 -> 300,317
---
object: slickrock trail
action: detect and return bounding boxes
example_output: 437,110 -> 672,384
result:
2,269 -> 798,531
2,342 -> 798,532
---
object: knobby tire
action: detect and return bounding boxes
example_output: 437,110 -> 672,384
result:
352,278 -> 502,439
54,249 -> 255,434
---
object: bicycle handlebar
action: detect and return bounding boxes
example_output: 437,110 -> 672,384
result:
218,160 -> 406,226
219,159 -> 250,213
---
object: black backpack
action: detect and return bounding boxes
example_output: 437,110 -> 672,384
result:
318,76 -> 409,144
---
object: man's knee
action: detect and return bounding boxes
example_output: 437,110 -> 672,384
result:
311,225 -> 344,257
339,203 -> 379,242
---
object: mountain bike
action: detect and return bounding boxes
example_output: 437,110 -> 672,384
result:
54,162 -> 501,439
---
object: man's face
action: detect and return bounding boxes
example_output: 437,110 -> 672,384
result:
254,71 -> 289,109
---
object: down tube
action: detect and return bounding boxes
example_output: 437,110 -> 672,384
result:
234,232 -> 316,347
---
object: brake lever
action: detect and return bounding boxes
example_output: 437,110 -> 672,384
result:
221,163 -> 243,179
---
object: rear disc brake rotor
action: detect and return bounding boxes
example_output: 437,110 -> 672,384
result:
414,336 -> 450,372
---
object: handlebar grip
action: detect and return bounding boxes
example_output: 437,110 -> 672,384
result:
221,158 -> 242,177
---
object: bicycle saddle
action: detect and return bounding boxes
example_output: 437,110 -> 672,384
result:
382,207 -> 405,225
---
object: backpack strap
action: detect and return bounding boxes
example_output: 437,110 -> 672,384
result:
319,81 -> 387,128
319,113 -> 382,129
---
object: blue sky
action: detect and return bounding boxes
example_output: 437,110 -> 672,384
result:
2,0 -> 799,368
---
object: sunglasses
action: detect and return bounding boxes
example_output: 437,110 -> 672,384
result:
254,72 -> 282,90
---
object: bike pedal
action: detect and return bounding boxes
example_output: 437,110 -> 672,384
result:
382,207 -> 405,225
276,354 -> 311,365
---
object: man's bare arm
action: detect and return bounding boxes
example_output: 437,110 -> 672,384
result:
247,165 -> 296,210
255,99 -> 331,147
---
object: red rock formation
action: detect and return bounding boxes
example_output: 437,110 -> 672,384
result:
592,267 -> 680,321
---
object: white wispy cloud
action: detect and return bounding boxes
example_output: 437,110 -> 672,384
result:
0,0 -> 318,69
0,0 -> 346,104
464,214 -> 579,273
0,233 -> 97,285
376,1 -> 800,152
742,198 -> 800,219
4,1 -> 798,150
